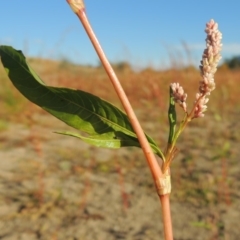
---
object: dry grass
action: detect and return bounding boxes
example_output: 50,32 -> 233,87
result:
1,58 -> 239,142
1,58 -> 239,159
1,57 -> 239,163
0,58 -> 240,239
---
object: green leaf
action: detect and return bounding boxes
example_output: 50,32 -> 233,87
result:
167,87 -> 177,144
56,131 -> 164,156
55,131 -> 141,149
0,45 -> 164,158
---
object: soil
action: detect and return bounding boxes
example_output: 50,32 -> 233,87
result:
0,109 -> 239,240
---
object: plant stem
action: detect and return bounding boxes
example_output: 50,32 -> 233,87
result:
160,194 -> 173,240
66,1 -> 173,238
73,4 -> 162,184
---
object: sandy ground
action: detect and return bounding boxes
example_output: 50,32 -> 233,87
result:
0,112 -> 239,240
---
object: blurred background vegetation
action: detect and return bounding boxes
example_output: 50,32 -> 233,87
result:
0,53 -> 240,239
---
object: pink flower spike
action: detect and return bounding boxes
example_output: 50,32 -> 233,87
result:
193,19 -> 222,119
170,83 -> 187,112
193,94 -> 209,119
199,19 -> 222,96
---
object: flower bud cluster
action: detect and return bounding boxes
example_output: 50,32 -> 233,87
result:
170,83 -> 187,112
193,93 -> 209,118
170,20 -> 222,119
199,19 -> 222,95
194,19 -> 222,118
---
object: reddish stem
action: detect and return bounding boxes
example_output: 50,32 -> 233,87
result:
66,1 -> 173,239
75,8 -> 162,185
160,194 -> 173,240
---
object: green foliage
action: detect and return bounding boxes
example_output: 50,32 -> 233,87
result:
167,87 -> 177,144
224,56 -> 240,69
0,45 -> 163,158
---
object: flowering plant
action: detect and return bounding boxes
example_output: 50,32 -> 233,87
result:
171,19 -> 222,118
0,0 -> 222,236
164,20 -> 222,174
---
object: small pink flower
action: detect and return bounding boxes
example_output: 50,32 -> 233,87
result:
193,93 -> 209,118
170,83 -> 187,112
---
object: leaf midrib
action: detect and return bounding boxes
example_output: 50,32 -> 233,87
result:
1,47 -> 137,138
